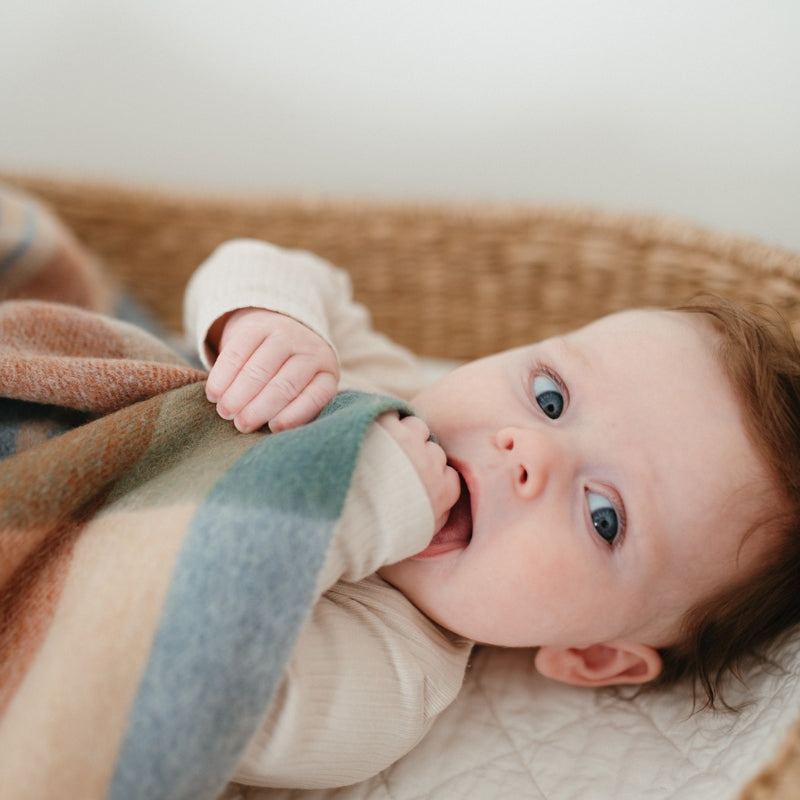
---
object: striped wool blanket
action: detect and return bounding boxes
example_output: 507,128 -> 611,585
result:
0,184 -> 405,798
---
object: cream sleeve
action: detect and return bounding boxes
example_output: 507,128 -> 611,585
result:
314,422 -> 435,592
234,576 -> 471,790
183,238 -> 426,400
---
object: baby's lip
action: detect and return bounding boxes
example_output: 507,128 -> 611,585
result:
412,462 -> 473,559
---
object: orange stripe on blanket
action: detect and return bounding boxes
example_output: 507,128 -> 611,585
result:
0,516 -> 82,718
0,398 -> 163,579
0,397 -> 166,720
0,301 -> 204,414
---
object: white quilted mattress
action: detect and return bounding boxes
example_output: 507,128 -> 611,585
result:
229,624 -> 800,800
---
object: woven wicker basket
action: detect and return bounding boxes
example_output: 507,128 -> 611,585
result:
9,175 -> 800,361
6,173 -> 800,799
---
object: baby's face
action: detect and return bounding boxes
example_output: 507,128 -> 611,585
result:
380,310 -> 773,655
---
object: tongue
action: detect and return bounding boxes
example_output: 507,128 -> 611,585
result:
413,475 -> 472,559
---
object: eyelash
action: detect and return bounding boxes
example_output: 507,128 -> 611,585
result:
531,363 -> 569,411
530,360 -> 627,549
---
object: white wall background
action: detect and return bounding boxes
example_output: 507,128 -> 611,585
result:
1,0 -> 798,250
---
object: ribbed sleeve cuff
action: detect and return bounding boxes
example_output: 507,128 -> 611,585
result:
183,239 -> 340,368
317,422 -> 435,592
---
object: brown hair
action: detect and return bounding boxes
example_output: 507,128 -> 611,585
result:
650,296 -> 800,709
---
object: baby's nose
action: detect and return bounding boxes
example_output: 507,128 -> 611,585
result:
496,427 -> 551,499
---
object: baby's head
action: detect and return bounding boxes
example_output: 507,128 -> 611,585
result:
379,297 -> 800,706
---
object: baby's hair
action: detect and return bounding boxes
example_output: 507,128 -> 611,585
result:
651,295 -> 800,709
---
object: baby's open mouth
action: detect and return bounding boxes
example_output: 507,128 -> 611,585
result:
412,472 -> 473,559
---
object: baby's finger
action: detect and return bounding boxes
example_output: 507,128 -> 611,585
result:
206,330 -> 264,403
377,412 -> 430,445
442,462 -> 462,510
267,370 -> 339,432
375,410 -> 402,434
231,355 -> 325,432
430,464 -> 460,532
215,340 -> 291,421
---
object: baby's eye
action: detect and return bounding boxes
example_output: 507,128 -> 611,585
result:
533,374 -> 565,419
587,492 -> 620,544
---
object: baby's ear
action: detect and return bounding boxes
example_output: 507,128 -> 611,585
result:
534,642 -> 662,687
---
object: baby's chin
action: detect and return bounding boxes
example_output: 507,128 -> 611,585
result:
412,473 -> 472,559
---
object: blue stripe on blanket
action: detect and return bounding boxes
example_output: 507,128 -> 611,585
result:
0,399 -> 90,460
108,392 -> 408,800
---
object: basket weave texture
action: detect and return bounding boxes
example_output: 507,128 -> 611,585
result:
9,175 -> 800,361
6,173 -> 800,799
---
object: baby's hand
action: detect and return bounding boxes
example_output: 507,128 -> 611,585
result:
378,412 -> 461,533
206,307 -> 340,433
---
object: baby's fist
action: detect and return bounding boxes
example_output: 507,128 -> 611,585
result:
206,307 -> 339,432
378,412 -> 460,532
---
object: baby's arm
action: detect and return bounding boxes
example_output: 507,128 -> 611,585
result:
184,239 -> 425,410
235,576 -> 470,789
204,307 -> 339,433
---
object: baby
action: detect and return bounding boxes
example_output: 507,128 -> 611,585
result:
185,239 -> 800,789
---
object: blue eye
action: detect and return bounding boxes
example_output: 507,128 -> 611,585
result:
587,492 -> 620,544
533,374 -> 564,419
